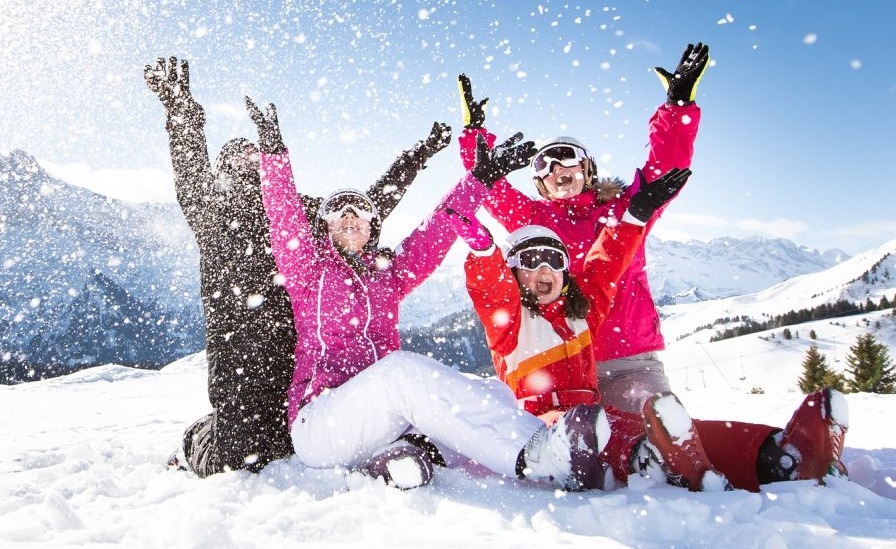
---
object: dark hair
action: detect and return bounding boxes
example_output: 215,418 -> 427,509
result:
515,269 -> 590,319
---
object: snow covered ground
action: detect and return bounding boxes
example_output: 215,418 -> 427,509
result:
2,340 -> 895,547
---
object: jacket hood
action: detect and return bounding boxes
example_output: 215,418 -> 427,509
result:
212,137 -> 260,189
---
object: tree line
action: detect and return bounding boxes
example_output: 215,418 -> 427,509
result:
798,333 -> 896,394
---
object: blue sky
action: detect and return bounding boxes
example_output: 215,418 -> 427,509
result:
1,0 -> 893,255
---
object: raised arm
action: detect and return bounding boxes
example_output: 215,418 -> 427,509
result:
639,43 -> 709,188
246,97 -> 316,289
456,74 -> 537,231
578,168 -> 691,326
446,208 -> 523,358
144,57 -> 210,223
365,121 -> 452,219
390,132 -> 537,297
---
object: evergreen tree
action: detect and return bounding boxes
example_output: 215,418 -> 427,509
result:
782,328 -> 793,340
845,333 -> 896,394
798,344 -> 841,393
809,329 -> 818,340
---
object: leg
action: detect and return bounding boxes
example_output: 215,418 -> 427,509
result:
693,419 -> 777,492
597,353 -> 671,413
291,351 -> 543,477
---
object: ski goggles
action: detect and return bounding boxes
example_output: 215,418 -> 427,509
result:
532,144 -> 589,178
507,246 -> 569,272
319,192 -> 377,222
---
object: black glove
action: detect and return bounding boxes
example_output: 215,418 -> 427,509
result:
457,73 -> 488,129
654,43 -> 710,105
245,96 -> 285,154
470,132 -> 537,188
411,121 -> 452,164
144,56 -> 204,124
627,168 -> 691,223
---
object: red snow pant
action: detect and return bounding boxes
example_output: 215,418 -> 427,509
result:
541,406 -> 779,491
694,420 -> 779,492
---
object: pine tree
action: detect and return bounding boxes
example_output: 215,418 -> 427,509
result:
798,344 -> 841,393
845,333 -> 896,394
809,329 -> 818,340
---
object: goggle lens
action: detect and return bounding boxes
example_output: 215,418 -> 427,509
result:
320,193 -> 376,222
532,144 -> 587,178
508,246 -> 568,272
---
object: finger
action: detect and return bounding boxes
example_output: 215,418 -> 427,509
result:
458,73 -> 473,101
676,45 -> 692,69
501,132 -> 524,148
180,59 -> 190,93
266,103 -> 278,124
245,96 -> 262,121
143,64 -> 156,84
167,56 -> 177,85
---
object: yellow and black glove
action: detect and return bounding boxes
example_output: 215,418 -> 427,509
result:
457,73 -> 488,129
654,43 -> 710,105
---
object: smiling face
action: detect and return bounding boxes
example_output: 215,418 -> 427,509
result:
327,211 -> 372,254
515,265 -> 565,304
539,162 -> 587,200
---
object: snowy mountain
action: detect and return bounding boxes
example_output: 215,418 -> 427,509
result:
0,150 -> 857,382
661,238 -> 896,343
0,150 -> 203,382
645,235 -> 849,305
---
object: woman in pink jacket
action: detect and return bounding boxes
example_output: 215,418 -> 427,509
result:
244,97 -> 635,493
455,44 -> 849,491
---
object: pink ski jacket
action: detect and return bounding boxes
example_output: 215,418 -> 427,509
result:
259,151 -> 487,427
459,102 -> 700,360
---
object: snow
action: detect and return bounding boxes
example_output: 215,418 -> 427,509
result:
2,343 -> 896,547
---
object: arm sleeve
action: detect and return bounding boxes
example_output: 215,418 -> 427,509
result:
164,102 -> 212,224
258,150 -> 316,293
389,171 -> 489,297
458,127 -> 535,232
576,222 -> 645,330
365,135 -> 436,220
465,248 -> 523,358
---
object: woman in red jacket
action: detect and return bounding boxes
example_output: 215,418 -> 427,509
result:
449,169 -> 732,492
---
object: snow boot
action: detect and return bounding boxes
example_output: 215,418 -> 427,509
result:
776,388 -> 849,484
518,404 -> 612,491
642,392 -> 733,492
359,441 -> 434,490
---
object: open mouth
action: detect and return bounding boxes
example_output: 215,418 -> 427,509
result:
535,279 -> 554,295
555,174 -> 574,188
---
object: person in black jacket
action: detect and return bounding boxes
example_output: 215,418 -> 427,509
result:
144,56 -> 451,477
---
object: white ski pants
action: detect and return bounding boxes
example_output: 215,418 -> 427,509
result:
291,350 -> 543,477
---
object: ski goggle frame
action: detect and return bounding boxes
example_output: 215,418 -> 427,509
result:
319,192 -> 377,222
532,144 -> 589,179
507,246 -> 569,272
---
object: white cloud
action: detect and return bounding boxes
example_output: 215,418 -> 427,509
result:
42,161 -> 175,204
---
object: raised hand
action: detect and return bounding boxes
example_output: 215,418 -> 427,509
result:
245,96 -> 285,154
421,121 -> 453,156
144,56 -> 196,114
444,208 -> 493,251
470,132 -> 537,188
627,168 -> 692,222
457,73 -> 488,129
654,43 -> 710,105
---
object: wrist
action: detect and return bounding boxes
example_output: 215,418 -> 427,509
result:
623,209 -> 648,225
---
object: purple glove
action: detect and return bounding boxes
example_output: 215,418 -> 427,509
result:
444,208 -> 493,251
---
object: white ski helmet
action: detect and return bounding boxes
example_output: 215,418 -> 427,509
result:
531,136 -> 596,198
504,225 -> 568,266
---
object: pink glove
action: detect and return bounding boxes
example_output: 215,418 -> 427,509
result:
444,208 -> 493,251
